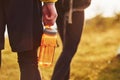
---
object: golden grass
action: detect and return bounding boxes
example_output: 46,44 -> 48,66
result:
1,16 -> 120,80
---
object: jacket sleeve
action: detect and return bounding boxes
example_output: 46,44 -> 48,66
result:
40,0 -> 57,2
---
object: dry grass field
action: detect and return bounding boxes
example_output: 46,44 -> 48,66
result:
1,14 -> 120,80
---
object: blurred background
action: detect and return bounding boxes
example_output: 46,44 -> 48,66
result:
1,0 -> 120,80
85,0 -> 120,19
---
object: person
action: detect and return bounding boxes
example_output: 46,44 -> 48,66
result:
51,0 -> 91,80
0,0 -> 57,80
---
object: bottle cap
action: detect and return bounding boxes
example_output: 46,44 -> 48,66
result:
44,28 -> 57,35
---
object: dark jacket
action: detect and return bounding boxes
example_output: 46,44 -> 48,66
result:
0,0 -> 43,52
56,0 -> 91,12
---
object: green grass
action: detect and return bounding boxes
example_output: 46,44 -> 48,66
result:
1,15 -> 120,80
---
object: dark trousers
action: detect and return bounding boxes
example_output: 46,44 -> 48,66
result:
51,11 -> 84,80
0,49 -> 41,80
17,49 -> 41,80
0,51 -> 2,68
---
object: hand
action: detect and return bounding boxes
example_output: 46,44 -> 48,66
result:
42,3 -> 58,26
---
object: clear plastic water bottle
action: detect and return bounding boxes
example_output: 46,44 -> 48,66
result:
38,26 -> 57,67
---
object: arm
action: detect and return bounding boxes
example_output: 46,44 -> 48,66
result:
41,0 -> 57,3
41,0 -> 58,26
